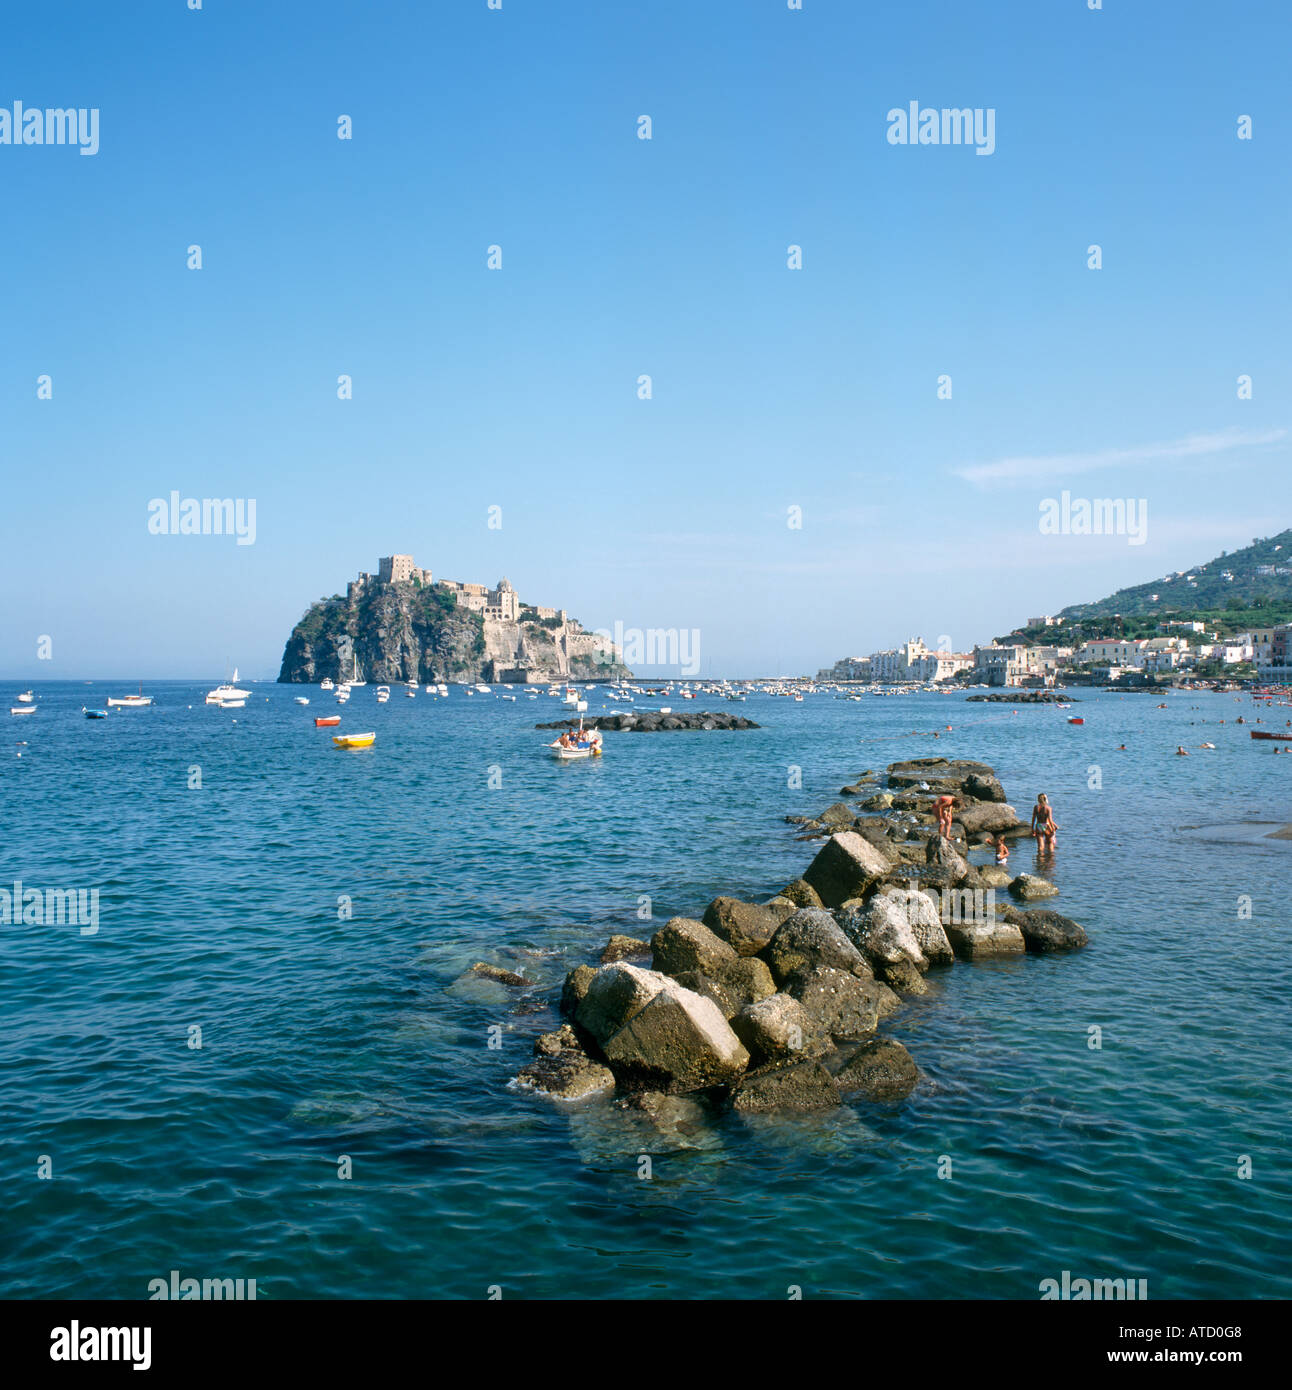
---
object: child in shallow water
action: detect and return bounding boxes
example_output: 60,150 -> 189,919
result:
994,835 -> 1010,865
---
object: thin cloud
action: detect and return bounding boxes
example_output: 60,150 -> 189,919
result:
956,427 -> 1287,487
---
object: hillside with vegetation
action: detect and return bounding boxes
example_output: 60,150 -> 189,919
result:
997,529 -> 1292,645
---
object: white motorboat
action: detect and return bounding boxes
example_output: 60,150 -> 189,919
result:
10,705 -> 37,716
376,686 -> 391,704
206,669 -> 249,705
547,719 -> 603,760
295,696 -> 310,705
218,698 -> 246,709
321,678 -> 335,691
107,694 -> 153,707
16,690 -> 34,703
437,684 -> 449,696
406,689 -> 416,698
475,684 -> 492,694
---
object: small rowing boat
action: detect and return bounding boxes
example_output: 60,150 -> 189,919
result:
1067,717 -> 1084,725
10,705 -> 37,716
82,707 -> 108,719
333,731 -> 376,749
315,715 -> 341,727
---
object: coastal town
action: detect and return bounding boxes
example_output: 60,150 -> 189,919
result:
817,621 -> 1292,689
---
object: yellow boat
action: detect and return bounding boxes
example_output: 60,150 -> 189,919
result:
332,731 -> 376,750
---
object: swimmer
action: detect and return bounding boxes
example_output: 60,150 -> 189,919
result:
1176,746 -> 1189,756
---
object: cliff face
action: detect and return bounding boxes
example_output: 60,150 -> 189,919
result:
277,582 -> 629,683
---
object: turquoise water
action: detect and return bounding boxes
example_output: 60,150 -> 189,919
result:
2,682 -> 1290,1300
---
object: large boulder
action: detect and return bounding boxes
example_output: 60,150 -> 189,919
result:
957,802 -> 1021,835
879,888 -> 955,966
728,1060 -> 841,1114
601,982 -> 750,1093
1009,873 -> 1059,901
702,897 -> 792,956
575,963 -> 670,1045
924,835 -> 970,884
672,970 -> 738,1019
835,1038 -> 921,1101
730,992 -> 829,1064
515,1025 -> 616,1101
780,877 -> 824,909
964,772 -> 1007,803
818,801 -> 857,827
942,920 -> 1026,959
978,865 -> 1013,889
560,964 -> 597,1020
651,917 -> 738,976
711,956 -> 777,1010
840,895 -> 930,974
762,908 -> 870,984
1007,908 -> 1089,953
877,959 -> 928,995
802,832 -> 894,907
786,965 -> 895,1040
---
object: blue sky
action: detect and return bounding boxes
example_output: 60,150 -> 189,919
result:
2,0 -> 1289,679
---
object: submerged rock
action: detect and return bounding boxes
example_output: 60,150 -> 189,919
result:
468,962 -> 533,988
515,1026 -> 616,1101
727,1060 -> 841,1114
835,1038 -> 921,1101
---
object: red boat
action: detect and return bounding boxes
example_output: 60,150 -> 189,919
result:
315,715 -> 342,727
1068,717 -> 1084,725
1250,730 -> 1292,741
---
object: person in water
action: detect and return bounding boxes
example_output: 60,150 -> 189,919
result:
1031,793 -> 1058,848
994,835 -> 1010,865
1176,745 -> 1189,756
933,793 -> 957,840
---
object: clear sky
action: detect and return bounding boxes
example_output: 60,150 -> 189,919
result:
2,0 -> 1289,679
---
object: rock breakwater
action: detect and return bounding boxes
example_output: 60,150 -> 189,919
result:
511,755 -> 1089,1115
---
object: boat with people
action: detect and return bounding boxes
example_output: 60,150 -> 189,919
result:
547,719 -> 604,760
333,731 -> 376,750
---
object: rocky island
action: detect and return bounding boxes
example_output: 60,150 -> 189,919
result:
278,552 -> 630,685
501,756 -> 1088,1117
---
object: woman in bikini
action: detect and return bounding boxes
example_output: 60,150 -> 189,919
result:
1030,793 -> 1058,849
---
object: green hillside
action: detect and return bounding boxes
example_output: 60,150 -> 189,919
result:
997,529 -> 1292,645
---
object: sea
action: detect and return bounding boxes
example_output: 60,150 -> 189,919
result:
2,681 -> 1289,1300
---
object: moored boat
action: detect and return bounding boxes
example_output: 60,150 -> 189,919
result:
16,690 -> 34,703
82,707 -> 108,719
333,731 -> 376,749
10,705 -> 37,716
315,715 -> 341,727
1250,730 -> 1292,741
